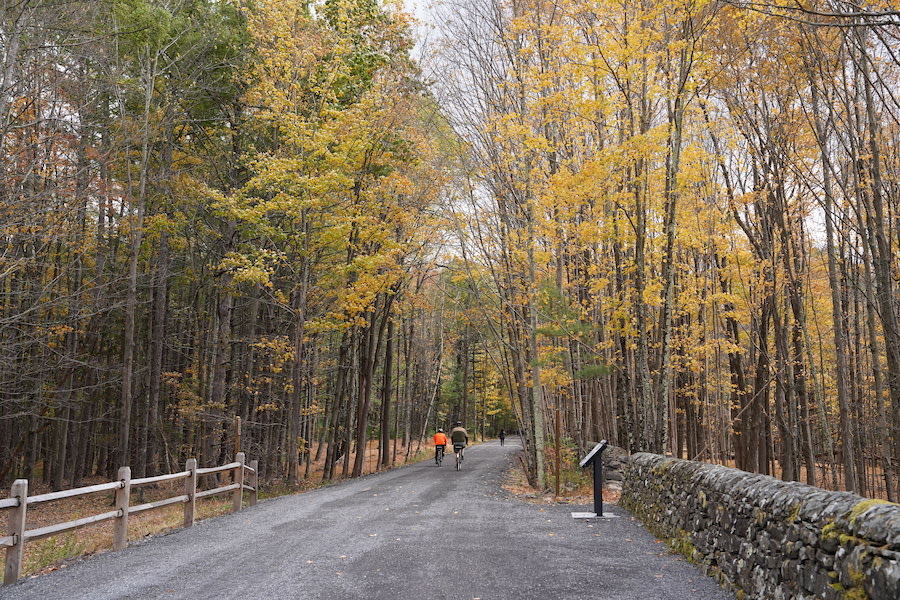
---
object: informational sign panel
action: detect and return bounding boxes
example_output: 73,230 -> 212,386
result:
579,440 -> 608,468
573,440 -> 613,519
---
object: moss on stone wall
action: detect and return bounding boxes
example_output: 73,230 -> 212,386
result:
668,529 -> 698,564
848,499 -> 895,524
845,567 -> 870,600
621,453 -> 900,600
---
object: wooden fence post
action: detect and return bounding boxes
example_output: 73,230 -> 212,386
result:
3,479 -> 27,585
184,458 -> 197,528
113,467 -> 131,551
233,452 -> 245,512
250,460 -> 259,506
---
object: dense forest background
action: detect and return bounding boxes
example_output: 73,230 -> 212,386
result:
2,0 -> 899,501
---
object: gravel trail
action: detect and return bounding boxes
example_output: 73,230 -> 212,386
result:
1,439 -> 734,599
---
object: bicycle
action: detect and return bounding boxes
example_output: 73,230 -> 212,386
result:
454,443 -> 465,471
435,445 -> 444,466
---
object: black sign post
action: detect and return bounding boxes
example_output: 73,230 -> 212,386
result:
578,440 -> 609,517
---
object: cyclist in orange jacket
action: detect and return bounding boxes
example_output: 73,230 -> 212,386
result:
433,428 -> 448,465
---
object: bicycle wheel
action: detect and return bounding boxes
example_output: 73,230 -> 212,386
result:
455,450 -> 461,471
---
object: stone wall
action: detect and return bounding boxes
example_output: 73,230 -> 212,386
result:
587,441 -> 627,492
621,453 -> 900,600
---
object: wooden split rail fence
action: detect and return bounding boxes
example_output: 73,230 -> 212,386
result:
1,452 -> 259,585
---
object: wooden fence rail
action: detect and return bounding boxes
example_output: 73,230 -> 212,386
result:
2,453 -> 259,585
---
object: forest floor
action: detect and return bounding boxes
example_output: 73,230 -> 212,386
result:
2,439 -> 434,583
501,449 -> 622,507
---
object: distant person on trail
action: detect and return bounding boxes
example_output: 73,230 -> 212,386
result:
450,421 -> 468,460
499,429 -> 506,446
433,428 -> 448,465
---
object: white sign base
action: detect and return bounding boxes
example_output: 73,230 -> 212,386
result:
571,511 -> 619,519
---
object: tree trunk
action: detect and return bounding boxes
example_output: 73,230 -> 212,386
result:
380,317 -> 395,469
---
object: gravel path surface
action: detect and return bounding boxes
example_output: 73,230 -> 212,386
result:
2,439 -> 734,599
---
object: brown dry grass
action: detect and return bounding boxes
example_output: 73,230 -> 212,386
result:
292,439 -> 431,486
501,451 -> 621,506
16,492 -> 234,581
1,439 -> 432,583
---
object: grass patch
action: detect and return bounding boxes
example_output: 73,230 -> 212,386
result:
1,495 -> 236,582
21,533 -> 85,578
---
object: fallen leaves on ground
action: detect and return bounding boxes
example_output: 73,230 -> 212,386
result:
501,453 -> 621,506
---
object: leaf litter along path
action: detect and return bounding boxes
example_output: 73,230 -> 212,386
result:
3,440 -> 734,600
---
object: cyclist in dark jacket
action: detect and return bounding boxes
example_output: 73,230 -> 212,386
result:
499,429 -> 506,446
450,421 -> 468,460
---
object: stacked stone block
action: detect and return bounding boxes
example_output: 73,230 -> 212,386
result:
621,453 -> 900,600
